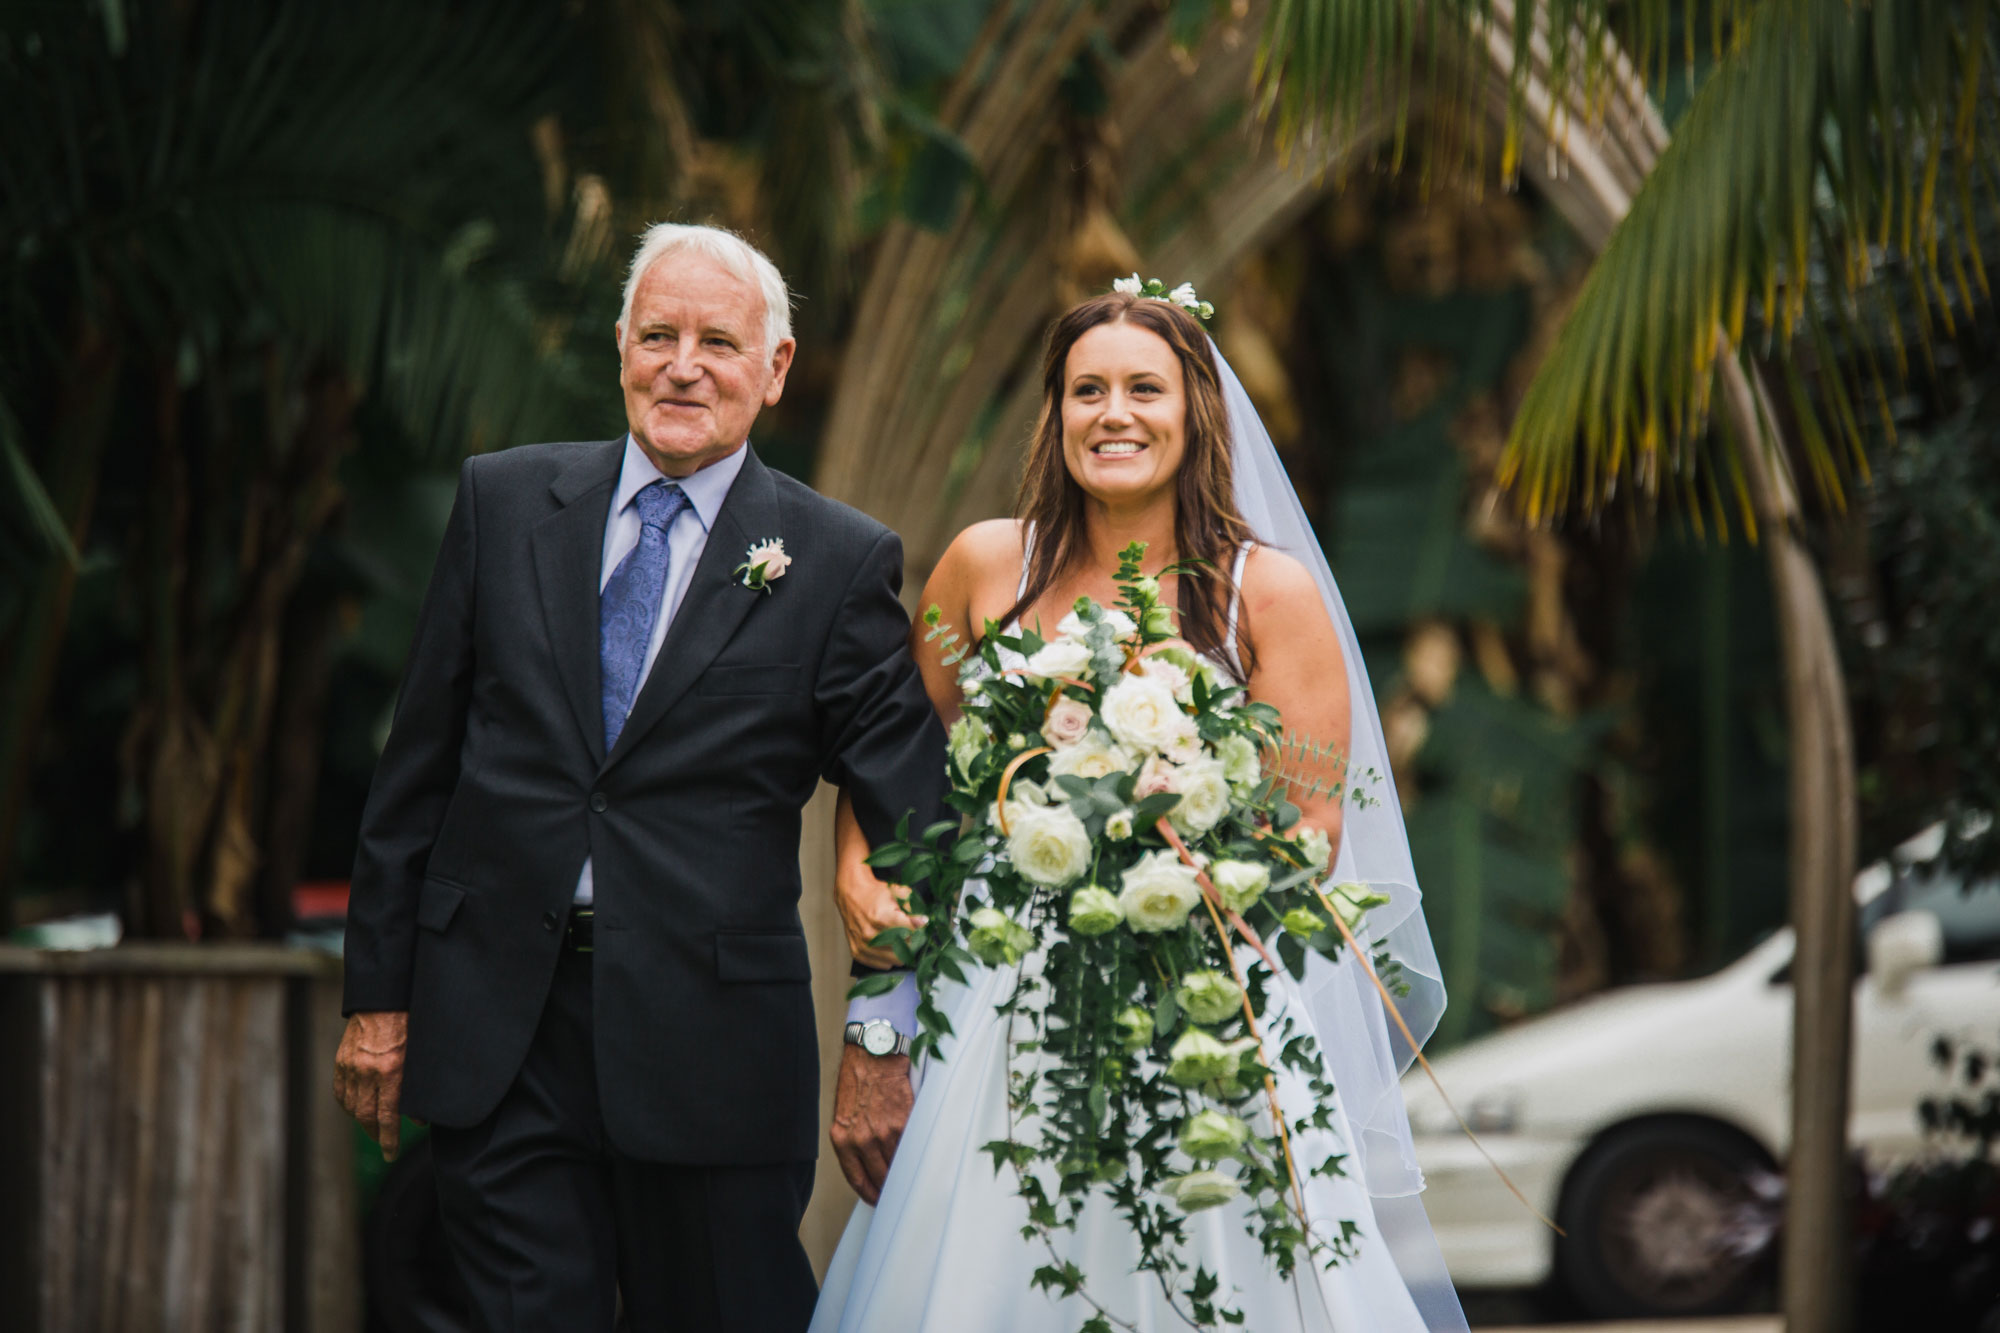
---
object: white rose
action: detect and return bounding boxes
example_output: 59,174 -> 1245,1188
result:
1139,654 -> 1192,702
1113,273 -> 1143,296
1215,733 -> 1261,787
1024,638 -> 1092,680
948,715 -> 991,774
1169,757 -> 1232,835
1209,859 -> 1270,914
1009,779 -> 1048,806
1005,802 -> 1092,886
1299,826 -> 1333,872
1047,733 -> 1137,783
1057,607 -> 1137,639
1326,881 -> 1393,932
1040,695 -> 1094,748
1167,282 -> 1199,309
1100,674 -> 1195,754
1165,1169 -> 1241,1212
1116,849 -> 1202,932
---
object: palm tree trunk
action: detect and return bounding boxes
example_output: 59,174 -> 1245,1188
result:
1500,27 -> 1862,1319
1723,364 -> 1860,1332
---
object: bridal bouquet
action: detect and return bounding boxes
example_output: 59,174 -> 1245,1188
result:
857,543 -> 1396,1331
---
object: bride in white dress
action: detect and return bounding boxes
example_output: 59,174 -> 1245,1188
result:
819,285 -> 1469,1332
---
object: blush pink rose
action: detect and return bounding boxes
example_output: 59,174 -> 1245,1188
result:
1041,695 -> 1094,748
747,539 -> 791,580
1134,754 -> 1178,799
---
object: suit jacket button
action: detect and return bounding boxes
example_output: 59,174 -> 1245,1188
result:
542,911 -> 559,932
589,792 -> 609,813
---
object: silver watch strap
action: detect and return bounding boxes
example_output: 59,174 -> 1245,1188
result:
842,1019 -> 911,1057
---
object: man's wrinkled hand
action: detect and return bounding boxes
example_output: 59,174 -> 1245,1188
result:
836,856 -> 926,970
830,1042 -> 913,1205
335,1010 -> 411,1162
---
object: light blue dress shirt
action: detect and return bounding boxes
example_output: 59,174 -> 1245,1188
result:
573,436 -> 748,906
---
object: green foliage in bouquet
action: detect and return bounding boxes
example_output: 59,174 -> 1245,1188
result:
855,543 -> 1398,1331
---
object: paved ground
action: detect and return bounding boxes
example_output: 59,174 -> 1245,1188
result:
1488,1312 -> 1784,1320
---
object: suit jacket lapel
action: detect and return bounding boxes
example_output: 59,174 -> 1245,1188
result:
530,440 -> 624,768
602,447 -> 780,774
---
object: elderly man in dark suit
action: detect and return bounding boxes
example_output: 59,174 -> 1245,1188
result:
333,223 -> 944,1333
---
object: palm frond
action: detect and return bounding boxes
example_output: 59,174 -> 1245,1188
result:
0,393 -> 77,565
1496,0 -> 1996,525
2,0 -> 587,463
1254,0 -> 2000,528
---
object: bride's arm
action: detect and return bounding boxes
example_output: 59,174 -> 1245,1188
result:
834,790 -> 923,968
832,522 -> 1011,963
1238,547 -> 1353,864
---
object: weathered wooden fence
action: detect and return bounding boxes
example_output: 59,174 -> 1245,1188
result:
0,944 -> 360,1333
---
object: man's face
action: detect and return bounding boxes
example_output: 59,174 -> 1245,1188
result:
616,252 -> 794,477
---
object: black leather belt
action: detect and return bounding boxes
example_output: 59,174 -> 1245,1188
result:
564,907 -> 595,954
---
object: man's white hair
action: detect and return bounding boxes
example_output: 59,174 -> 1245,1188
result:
618,223 -> 793,353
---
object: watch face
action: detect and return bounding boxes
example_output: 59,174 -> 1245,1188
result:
862,1022 -> 897,1056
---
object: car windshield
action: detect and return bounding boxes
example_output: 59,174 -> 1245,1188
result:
1860,861 -> 2000,966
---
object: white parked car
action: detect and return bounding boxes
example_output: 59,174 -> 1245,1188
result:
1403,823 -> 2000,1319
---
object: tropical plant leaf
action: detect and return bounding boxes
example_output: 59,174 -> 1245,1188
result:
1255,0 -> 2000,529
0,394 -> 76,565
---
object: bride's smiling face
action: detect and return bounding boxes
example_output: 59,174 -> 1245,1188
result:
1060,320 -> 1186,505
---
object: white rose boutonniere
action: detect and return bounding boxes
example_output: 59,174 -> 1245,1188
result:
735,538 -> 791,593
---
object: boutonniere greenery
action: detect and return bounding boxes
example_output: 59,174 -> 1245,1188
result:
735,538 -> 791,593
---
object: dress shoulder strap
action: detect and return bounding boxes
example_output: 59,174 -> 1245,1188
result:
1223,543 -> 1253,677
1017,521 -> 1036,601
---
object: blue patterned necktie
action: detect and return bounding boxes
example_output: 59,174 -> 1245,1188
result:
599,480 -> 691,750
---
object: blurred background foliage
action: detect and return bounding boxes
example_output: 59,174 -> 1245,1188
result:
4,0 -> 1998,1057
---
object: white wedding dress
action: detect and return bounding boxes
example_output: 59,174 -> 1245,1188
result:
810,538 -> 1469,1333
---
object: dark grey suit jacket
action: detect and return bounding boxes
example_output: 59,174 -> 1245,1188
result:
343,440 -> 946,1164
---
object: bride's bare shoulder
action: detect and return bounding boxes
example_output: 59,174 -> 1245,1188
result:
1238,545 -> 1337,640
1239,544 -> 1317,605
934,518 -> 1026,582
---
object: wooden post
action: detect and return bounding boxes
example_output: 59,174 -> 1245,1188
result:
0,944 -> 361,1333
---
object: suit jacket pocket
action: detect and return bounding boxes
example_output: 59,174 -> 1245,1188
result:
714,930 -> 810,982
416,878 -> 467,933
697,661 -> 802,696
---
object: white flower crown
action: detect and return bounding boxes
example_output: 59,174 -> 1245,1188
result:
1113,273 -> 1215,321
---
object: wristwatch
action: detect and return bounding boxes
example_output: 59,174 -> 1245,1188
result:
843,1018 -> 912,1058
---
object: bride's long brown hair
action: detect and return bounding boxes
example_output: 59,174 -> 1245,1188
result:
1003,292 -> 1258,675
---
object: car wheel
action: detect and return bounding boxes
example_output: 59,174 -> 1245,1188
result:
364,1135 -> 473,1333
1555,1119 -> 1776,1320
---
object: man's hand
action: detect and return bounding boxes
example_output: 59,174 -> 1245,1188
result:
334,1010 -> 411,1161
836,855 -> 926,969
830,1043 -> 913,1205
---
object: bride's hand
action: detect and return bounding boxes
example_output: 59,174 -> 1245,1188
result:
837,857 -> 927,969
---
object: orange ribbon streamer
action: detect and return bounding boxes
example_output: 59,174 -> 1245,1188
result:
992,747 -> 1054,836
1313,883 -> 1565,1237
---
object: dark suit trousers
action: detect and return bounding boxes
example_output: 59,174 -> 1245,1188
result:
430,946 -> 819,1333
